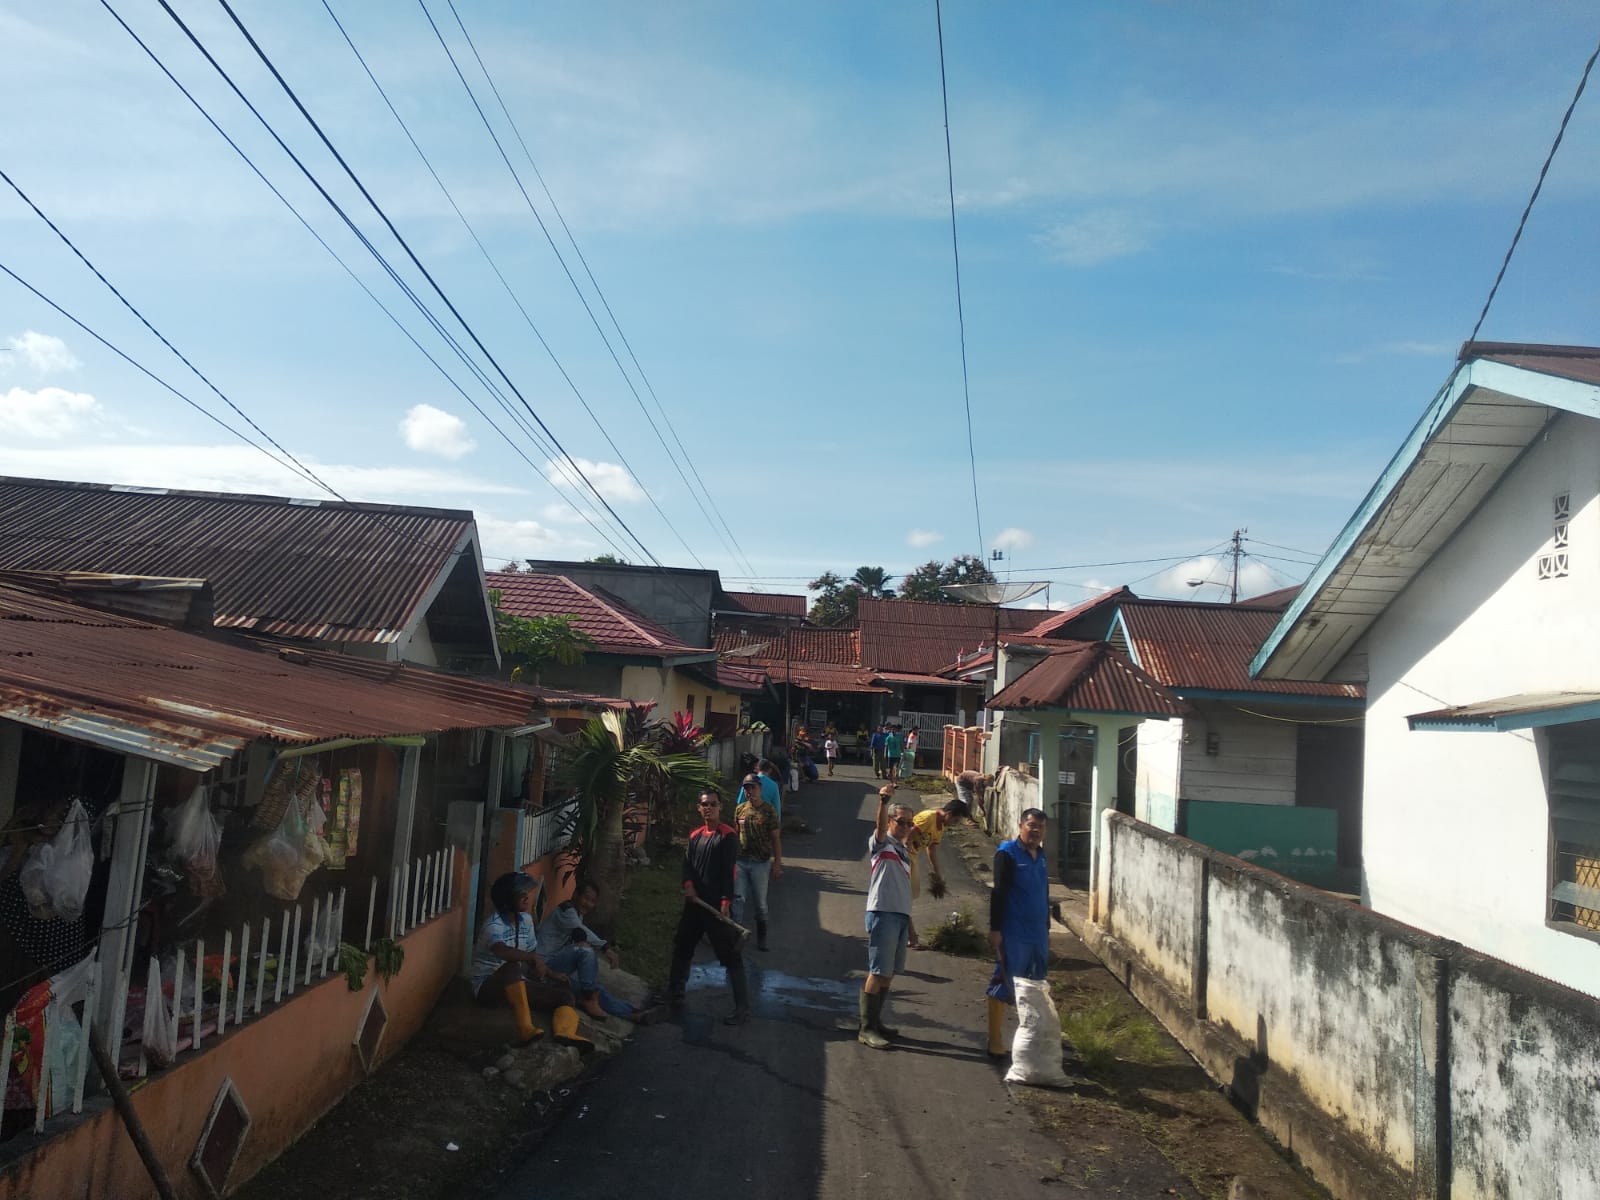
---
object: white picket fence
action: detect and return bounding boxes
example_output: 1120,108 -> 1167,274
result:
513,795 -> 581,867
0,847 -> 456,1132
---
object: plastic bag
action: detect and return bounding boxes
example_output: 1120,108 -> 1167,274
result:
141,958 -> 178,1069
18,799 -> 94,921
1005,977 -> 1072,1088
170,785 -> 225,898
242,797 -> 327,901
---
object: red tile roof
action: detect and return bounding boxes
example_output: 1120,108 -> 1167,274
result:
856,596 -> 1040,675
0,477 -> 480,646
487,571 -> 708,658
720,590 -> 806,618
1117,600 -> 1362,699
988,641 -> 1188,717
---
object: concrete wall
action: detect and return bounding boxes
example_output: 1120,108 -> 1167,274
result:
0,863 -> 470,1200
526,562 -> 716,649
991,766 -> 1038,839
1359,413 -> 1600,998
1088,812 -> 1600,1200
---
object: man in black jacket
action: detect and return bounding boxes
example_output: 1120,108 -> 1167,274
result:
668,790 -> 750,1025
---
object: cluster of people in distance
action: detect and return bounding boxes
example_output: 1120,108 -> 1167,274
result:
473,756 -> 1048,1059
868,723 -> 919,782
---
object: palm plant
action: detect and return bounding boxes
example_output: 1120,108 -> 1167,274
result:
850,565 -> 895,598
558,706 -> 721,934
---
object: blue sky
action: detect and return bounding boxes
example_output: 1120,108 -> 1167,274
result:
3,2 -> 1599,607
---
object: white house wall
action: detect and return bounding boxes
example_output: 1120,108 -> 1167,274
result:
1360,412 -> 1600,997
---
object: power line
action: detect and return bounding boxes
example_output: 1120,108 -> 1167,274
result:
1243,537 -> 1321,558
1468,33 -> 1600,343
321,0 -> 708,572
104,1 -> 638,564
415,0 -> 739,574
440,0 -> 759,581
195,0 -> 663,566
933,0 -> 984,559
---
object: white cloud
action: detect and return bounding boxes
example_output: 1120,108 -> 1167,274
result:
907,528 -> 944,548
1,386 -> 100,437
1333,340 -> 1454,365
545,457 -> 644,503
0,441 -> 522,500
3,331 -> 79,375
1037,211 -> 1152,266
992,527 -> 1035,552
400,404 -> 475,459
476,512 -> 582,563
1144,556 -> 1282,601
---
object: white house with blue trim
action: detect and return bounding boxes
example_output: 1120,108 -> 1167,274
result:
1254,341 -> 1600,998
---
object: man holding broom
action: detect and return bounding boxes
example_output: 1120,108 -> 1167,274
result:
668,790 -> 751,1026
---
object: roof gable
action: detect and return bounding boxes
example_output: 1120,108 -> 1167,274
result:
1254,343 -> 1600,682
0,476 -> 487,651
487,571 -> 708,658
987,640 -> 1187,717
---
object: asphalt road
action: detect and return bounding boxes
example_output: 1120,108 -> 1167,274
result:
489,766 -> 1081,1200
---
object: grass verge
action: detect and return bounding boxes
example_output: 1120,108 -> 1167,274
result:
1059,997 -> 1170,1071
896,773 -> 954,795
926,906 -> 990,957
614,845 -> 685,990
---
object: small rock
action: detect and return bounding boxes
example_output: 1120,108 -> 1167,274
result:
482,1066 -> 499,1081
502,1069 -> 527,1090
496,1053 -> 517,1072
1228,1180 -> 1267,1200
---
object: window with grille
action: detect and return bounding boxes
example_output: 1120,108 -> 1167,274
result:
1546,722 -> 1600,933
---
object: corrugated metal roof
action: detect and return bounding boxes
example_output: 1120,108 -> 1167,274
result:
1406,691 -> 1600,732
988,641 -> 1188,716
720,590 -> 806,618
856,597 -> 1040,674
1119,600 -> 1362,699
1022,587 -> 1134,637
779,664 -> 889,694
0,580 -> 548,770
0,477 -> 477,646
714,627 -> 859,666
870,671 -> 966,688
487,571 -> 708,658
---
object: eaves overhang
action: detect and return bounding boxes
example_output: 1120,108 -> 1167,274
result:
1253,354 -> 1600,683
1407,691 -> 1600,732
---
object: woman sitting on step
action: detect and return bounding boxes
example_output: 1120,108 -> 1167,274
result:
469,871 -> 594,1051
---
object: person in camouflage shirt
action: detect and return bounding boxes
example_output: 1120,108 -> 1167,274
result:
734,775 -> 783,952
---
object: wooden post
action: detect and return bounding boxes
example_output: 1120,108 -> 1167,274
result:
217,931 -> 232,1037
256,918 -> 271,1013
95,759 -> 156,1051
191,940 -> 202,1052
365,877 -> 378,950
236,923 -> 251,1027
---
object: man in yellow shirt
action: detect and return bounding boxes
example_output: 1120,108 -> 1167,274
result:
903,797 -> 969,948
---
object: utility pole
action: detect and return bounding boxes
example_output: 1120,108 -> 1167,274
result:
1229,527 -> 1247,604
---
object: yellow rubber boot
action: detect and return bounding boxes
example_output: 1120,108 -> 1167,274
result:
986,998 -> 1008,1058
505,981 -> 543,1046
551,1005 -> 596,1056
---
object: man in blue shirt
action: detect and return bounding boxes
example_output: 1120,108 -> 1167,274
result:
987,807 -> 1050,1058
869,725 -> 887,779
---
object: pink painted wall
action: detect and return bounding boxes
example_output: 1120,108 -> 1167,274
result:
0,863 -> 468,1200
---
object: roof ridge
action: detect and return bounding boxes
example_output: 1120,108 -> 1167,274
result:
0,475 -> 475,521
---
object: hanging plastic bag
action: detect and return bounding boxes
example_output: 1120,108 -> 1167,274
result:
141,957 -> 178,1069
169,784 -> 225,898
242,797 -> 327,901
1005,977 -> 1072,1088
18,799 -> 94,921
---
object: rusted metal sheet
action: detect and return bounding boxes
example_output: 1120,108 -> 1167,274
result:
1120,601 -> 1362,699
988,642 -> 1188,717
857,596 -> 1039,675
0,581 -> 551,768
719,590 -> 806,618
0,478 -> 473,645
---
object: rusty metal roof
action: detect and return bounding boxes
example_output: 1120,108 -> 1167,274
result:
0,477 -> 482,646
0,579 -> 549,770
715,627 -> 859,667
778,663 -> 889,694
1022,587 -> 1134,638
487,571 -> 708,658
856,597 -> 1040,675
988,641 -> 1188,716
1118,600 -> 1362,699
719,590 -> 806,618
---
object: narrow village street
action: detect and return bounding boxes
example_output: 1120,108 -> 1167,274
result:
479,766 -> 1303,1200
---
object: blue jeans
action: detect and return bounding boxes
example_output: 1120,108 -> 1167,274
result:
597,986 -> 635,1018
865,911 -> 908,978
736,858 -> 772,923
544,943 -> 598,994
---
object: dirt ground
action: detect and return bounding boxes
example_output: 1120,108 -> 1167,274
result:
238,798 -> 1326,1200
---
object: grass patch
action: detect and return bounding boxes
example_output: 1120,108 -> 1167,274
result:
896,774 -> 953,795
614,845 -> 685,991
1061,998 -> 1170,1072
925,906 -> 990,957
